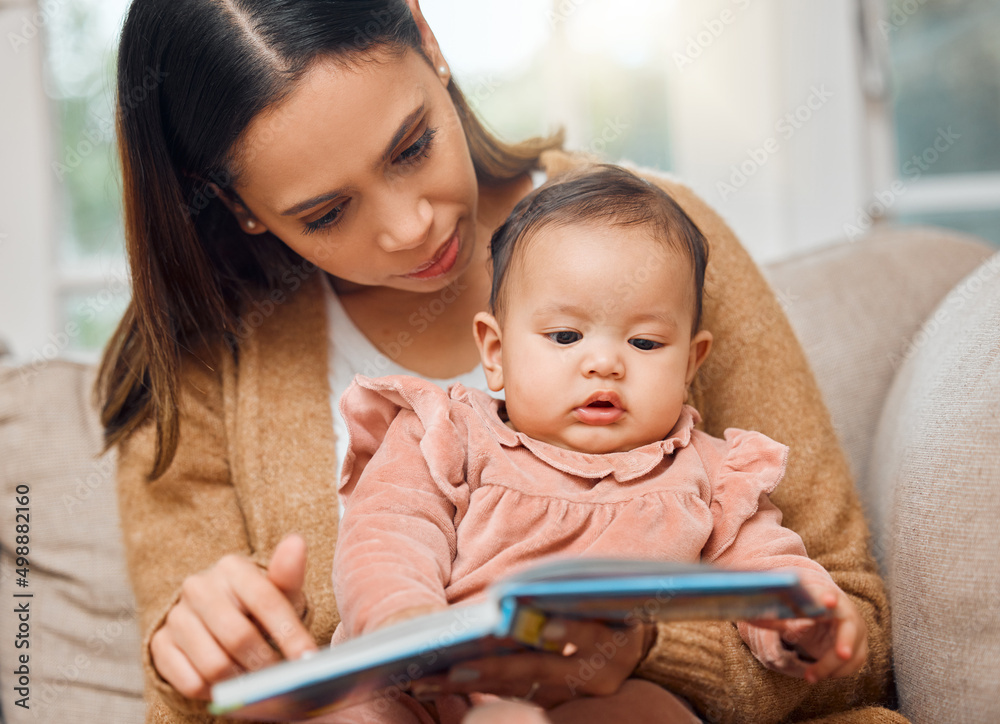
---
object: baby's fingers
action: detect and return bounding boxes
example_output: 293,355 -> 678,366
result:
805,619 -> 865,682
827,625 -> 869,680
835,614 -> 860,661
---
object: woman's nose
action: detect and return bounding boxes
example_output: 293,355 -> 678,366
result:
375,195 -> 433,253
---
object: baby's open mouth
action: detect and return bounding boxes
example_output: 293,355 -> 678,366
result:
574,394 -> 625,425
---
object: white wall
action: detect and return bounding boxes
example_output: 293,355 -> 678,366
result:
666,0 -> 875,263
0,0 -> 57,361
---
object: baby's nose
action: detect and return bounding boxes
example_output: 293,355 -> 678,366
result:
584,348 -> 625,378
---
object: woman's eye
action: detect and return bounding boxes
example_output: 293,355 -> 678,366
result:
397,127 -> 437,165
630,338 -> 663,351
303,201 -> 347,235
301,127 -> 437,236
547,331 -> 581,345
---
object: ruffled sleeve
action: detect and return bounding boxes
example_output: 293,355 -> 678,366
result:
700,427 -> 835,577
338,374 -> 466,501
333,374 -> 471,638
700,428 -> 789,563
698,428 -> 842,676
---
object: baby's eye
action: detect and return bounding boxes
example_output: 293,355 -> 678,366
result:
629,338 -> 663,351
547,331 -> 581,345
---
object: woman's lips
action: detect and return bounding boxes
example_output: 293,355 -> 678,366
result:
403,229 -> 460,280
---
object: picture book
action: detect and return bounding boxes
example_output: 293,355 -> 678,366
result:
209,558 -> 827,720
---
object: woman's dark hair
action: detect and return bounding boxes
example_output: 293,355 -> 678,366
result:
97,0 -> 563,480
488,164 -> 709,331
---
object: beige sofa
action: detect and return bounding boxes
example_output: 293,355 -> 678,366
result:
1,227 -> 997,724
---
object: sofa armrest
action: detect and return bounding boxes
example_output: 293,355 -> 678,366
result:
868,250 -> 1000,723
0,360 -> 145,722
763,225 -> 993,548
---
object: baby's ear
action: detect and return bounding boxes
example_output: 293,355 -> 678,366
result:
685,329 -> 713,386
473,312 -> 505,392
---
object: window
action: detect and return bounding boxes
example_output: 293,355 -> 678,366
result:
381,1 -> 678,182
46,0 -> 132,360
880,0 -> 1000,245
7,0 -> 984,362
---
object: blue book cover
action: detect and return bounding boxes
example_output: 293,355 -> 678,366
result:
209,558 -> 827,720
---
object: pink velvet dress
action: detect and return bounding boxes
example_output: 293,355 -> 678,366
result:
315,374 -> 837,723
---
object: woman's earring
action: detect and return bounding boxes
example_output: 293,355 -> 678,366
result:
438,65 -> 447,76
246,220 -> 257,230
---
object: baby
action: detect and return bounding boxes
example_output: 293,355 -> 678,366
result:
325,165 -> 867,723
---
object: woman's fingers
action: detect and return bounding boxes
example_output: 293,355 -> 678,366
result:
266,533 -> 311,619
150,542 -> 318,698
182,571 -> 285,673
170,601 -> 246,683
239,565 -> 317,659
150,627 -> 213,700
412,619 -> 647,708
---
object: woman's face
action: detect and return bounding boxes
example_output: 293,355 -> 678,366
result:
228,47 -> 480,295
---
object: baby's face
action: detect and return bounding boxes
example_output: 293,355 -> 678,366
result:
476,221 -> 712,454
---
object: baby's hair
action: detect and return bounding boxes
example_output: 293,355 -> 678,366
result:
488,164 -> 709,331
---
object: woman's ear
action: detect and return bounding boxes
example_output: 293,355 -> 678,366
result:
209,183 -> 268,235
473,311 -> 505,392
403,0 -> 449,85
685,329 -> 713,386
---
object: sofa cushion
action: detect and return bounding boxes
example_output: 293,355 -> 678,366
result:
764,226 -> 994,545
869,251 -> 1000,723
0,360 -> 145,722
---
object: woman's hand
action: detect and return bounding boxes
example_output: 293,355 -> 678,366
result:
410,618 -> 655,709
149,533 -> 319,700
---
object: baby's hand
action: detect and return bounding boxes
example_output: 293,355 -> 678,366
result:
749,581 -> 868,683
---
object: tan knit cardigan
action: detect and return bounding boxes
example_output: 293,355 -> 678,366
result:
116,150 -> 908,724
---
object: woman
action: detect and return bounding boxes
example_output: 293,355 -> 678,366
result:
98,1 -> 903,722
